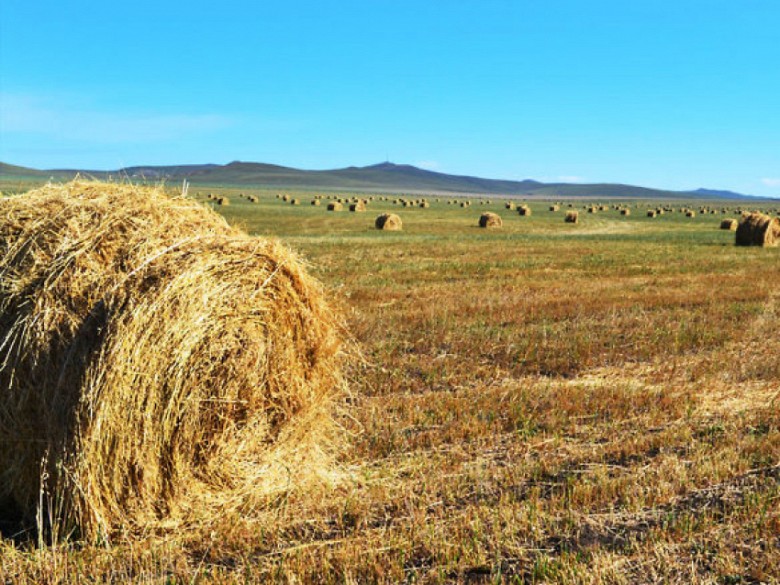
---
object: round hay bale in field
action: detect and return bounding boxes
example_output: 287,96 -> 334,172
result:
0,181 -> 346,541
736,212 -> 780,247
419,201 -> 430,209
282,194 -> 290,202
311,199 -> 321,206
248,195 -> 259,203
565,210 -> 579,224
505,202 -> 516,210
518,205 -> 532,216
549,205 -> 560,212
620,208 -> 631,216
290,198 -> 301,205
349,201 -> 366,212
478,212 -> 502,228
686,210 -> 696,218
375,213 -> 402,231
647,210 -> 657,218
217,197 -> 230,206
720,218 -> 738,231
327,202 -> 343,211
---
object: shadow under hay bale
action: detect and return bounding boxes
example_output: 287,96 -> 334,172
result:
375,213 -> 402,231
0,181 -> 346,542
478,212 -> 502,228
736,212 -> 780,247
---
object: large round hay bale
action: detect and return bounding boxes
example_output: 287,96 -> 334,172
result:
419,201 -> 430,209
549,205 -> 560,212
620,208 -> 631,216
217,196 -> 230,206
647,210 -> 657,218
349,201 -> 366,212
327,202 -> 343,211
505,202 -> 516,210
0,181 -> 346,541
736,212 -> 780,247
311,199 -> 321,206
375,213 -> 402,231
518,205 -> 532,216
478,212 -> 502,228
720,218 -> 738,231
565,210 -> 579,224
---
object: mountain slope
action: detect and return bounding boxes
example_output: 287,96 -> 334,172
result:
1,161 -> 774,200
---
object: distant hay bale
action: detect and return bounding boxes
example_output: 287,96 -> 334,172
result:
549,205 -> 560,212
518,205 -> 532,216
478,212 -> 502,228
720,218 -> 738,231
620,208 -> 631,216
327,202 -> 343,211
647,210 -> 657,218
419,201 -> 430,208
282,194 -> 290,202
0,181 -> 346,542
349,201 -> 366,212
587,206 -> 597,214
565,210 -> 579,224
686,210 -> 696,218
736,212 -> 780,247
248,195 -> 259,203
375,213 -> 402,231
217,197 -> 230,206
290,198 -> 301,205
505,202 -> 515,210
311,199 -> 321,206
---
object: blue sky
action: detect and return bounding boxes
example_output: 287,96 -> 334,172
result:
1,0 -> 778,196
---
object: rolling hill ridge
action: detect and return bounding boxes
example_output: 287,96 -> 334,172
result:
1,161 -> 774,200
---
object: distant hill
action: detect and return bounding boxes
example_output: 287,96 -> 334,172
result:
1,160 -> 775,200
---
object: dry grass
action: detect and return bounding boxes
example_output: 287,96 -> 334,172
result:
478,212 -> 502,228
1,186 -> 778,583
736,212 -> 780,247
0,181 -> 347,544
375,213 -> 402,231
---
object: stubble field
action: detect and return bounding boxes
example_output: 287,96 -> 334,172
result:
1,188 -> 778,583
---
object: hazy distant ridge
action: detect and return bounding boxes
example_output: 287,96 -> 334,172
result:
1,161 -> 772,200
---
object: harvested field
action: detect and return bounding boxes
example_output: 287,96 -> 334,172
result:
1,185 -> 778,584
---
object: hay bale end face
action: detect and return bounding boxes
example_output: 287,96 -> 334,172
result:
720,218 -> 738,231
736,212 -> 780,246
327,202 -> 343,211
349,201 -> 366,212
375,213 -> 402,231
565,210 -> 579,224
478,212 -> 502,228
0,181 -> 346,541
518,205 -> 532,216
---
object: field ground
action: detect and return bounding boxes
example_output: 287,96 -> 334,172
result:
1,187 -> 779,583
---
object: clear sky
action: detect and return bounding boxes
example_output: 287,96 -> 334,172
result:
1,0 -> 778,196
